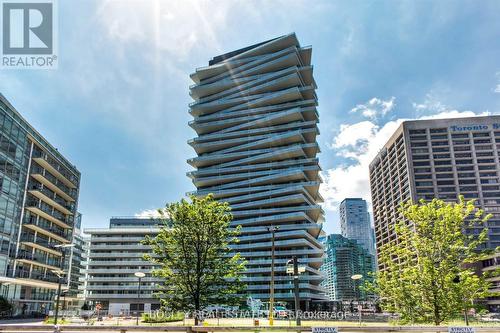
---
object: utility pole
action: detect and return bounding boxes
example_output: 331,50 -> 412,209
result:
267,225 -> 279,326
292,256 -> 301,326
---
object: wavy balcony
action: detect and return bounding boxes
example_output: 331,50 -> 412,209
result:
188,33 -> 325,303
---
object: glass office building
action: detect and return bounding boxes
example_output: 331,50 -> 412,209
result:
339,198 -> 376,256
320,234 -> 374,301
0,93 -> 80,315
187,33 -> 327,308
369,116 -> 500,311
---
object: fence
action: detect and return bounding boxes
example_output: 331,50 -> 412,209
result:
0,326 -> 498,333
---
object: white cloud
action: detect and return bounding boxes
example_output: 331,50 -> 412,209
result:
420,110 -> 490,120
321,99 -> 491,212
321,119 -> 402,211
350,97 -> 395,120
135,208 -> 168,219
412,93 -> 491,118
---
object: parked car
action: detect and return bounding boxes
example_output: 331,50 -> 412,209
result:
262,306 -> 290,318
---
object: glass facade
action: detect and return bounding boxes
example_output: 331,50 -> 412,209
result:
0,93 -> 80,315
320,234 -> 374,301
339,198 -> 376,256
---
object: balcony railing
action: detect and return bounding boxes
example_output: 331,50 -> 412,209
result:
23,216 -> 69,239
17,250 -> 61,268
26,198 -> 73,227
20,234 -> 60,250
29,183 -> 74,212
17,251 -> 46,263
8,269 -> 61,284
31,164 -> 78,200
32,150 -> 79,187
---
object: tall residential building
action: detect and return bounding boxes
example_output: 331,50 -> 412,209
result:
187,33 -> 326,308
320,234 -> 374,301
369,116 -> 500,311
0,93 -> 80,315
80,217 -> 162,315
339,198 -> 376,256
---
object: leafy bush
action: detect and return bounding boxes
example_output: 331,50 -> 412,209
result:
44,317 -> 69,324
0,297 -> 12,313
142,312 -> 185,323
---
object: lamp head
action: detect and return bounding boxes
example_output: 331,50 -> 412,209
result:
134,272 -> 146,278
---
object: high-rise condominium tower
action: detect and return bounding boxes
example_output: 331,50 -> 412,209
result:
339,198 -> 375,256
320,234 -> 374,301
187,33 -> 326,308
0,94 -> 80,314
369,116 -> 500,311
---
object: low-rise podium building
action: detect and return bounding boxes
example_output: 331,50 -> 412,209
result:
80,217 -> 162,315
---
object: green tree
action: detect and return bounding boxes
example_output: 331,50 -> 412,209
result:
144,194 -> 246,323
368,197 -> 493,325
0,296 -> 12,315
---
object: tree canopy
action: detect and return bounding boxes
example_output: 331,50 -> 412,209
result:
144,194 -> 246,320
368,197 -> 495,325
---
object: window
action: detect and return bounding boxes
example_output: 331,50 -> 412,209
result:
480,172 -> 497,177
416,181 -> 433,187
458,172 -> 475,178
435,167 -> 452,172
433,154 -> 450,159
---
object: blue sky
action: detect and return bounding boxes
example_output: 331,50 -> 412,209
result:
0,0 -> 499,234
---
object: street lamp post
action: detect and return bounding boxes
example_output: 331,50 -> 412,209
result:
267,225 -> 279,326
134,271 -> 146,326
453,275 -> 469,326
53,243 -> 74,327
351,274 -> 363,327
287,256 -> 301,326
